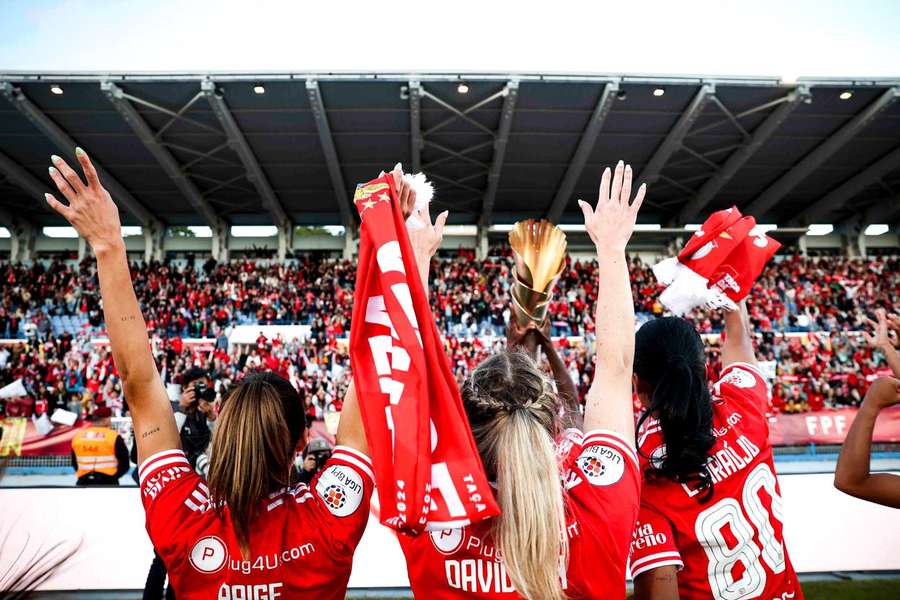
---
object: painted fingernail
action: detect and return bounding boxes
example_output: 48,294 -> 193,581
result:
51,155 -> 61,164
75,147 -> 85,157
44,193 -> 53,203
49,166 -> 58,175
394,162 -> 402,171
617,160 -> 624,167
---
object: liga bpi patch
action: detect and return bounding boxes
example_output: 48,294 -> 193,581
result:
315,464 -> 364,517
720,366 -> 757,389
577,444 -> 625,486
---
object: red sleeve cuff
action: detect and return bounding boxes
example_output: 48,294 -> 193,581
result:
582,429 -> 639,470
139,449 -> 189,486
331,445 -> 374,483
630,551 -> 684,579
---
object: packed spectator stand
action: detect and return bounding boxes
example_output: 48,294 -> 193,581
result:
1,252 -> 898,426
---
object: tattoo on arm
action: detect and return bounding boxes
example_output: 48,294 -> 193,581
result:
141,426 -> 160,439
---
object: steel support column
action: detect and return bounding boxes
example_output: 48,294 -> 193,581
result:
795,143 -> 900,225
306,79 -> 355,228
636,83 -> 715,187
343,228 -> 357,259
201,80 -> 290,229
277,220 -> 293,261
0,82 -> 160,230
679,87 -> 809,224
211,224 -> 229,262
409,81 -> 423,172
479,80 -> 519,228
102,82 -> 224,230
546,81 -> 618,223
10,222 -> 35,263
747,86 -> 900,217
475,224 -> 489,260
143,222 -> 164,263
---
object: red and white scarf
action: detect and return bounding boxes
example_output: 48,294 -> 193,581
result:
653,206 -> 781,315
349,173 -> 500,534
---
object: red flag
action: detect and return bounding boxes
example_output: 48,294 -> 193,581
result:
349,173 -> 499,534
708,229 -> 781,303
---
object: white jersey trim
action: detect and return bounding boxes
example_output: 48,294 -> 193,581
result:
630,551 -> 684,578
582,429 -> 639,468
139,449 -> 189,486
332,446 -> 375,482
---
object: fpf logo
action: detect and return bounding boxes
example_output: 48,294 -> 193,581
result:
189,536 -> 228,574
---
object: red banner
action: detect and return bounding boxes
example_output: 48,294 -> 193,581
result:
1,417 -> 90,457
768,406 -> 900,446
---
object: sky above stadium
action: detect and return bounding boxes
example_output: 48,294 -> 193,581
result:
1,0 -> 899,77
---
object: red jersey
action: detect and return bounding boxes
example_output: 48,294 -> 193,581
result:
398,429 -> 640,599
629,362 -> 803,600
139,445 -> 374,600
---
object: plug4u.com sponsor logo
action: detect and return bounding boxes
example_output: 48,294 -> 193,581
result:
189,536 -> 317,575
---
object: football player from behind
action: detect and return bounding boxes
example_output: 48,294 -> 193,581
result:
630,303 -> 803,600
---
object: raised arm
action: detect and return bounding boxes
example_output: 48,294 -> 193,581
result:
578,161 -> 645,441
45,150 -> 179,464
834,377 -> 900,508
721,300 -> 757,369
335,165 -> 445,456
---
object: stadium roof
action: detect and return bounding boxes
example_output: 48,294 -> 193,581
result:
1,72 -> 899,231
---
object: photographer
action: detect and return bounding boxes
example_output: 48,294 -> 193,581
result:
297,437 -> 333,485
175,367 -> 217,468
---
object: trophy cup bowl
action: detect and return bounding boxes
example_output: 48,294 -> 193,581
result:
508,219 -> 567,327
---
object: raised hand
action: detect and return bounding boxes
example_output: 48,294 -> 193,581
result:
45,149 -> 122,255
864,309 -> 897,350
577,160 -> 646,252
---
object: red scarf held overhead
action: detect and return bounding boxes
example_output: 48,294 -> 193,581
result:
349,174 -> 500,534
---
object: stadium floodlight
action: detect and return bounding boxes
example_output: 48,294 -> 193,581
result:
634,224 -> 662,231
558,224 -> 587,232
684,224 -> 702,231
43,226 -> 78,238
0,227 -> 9,238
780,74 -> 798,84
443,225 -> 478,236
752,224 -> 778,234
231,225 -> 278,237
457,83 -> 469,94
188,226 -> 213,238
806,224 -> 834,236
121,226 -> 143,237
864,224 -> 889,236
50,85 -> 63,95
253,85 -> 265,95
490,224 -> 515,232
839,91 -> 853,100
653,88 -> 665,97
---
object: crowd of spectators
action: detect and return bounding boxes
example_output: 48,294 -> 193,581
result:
1,253 -> 897,421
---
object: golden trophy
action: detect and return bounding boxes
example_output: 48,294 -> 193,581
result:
508,219 -> 568,327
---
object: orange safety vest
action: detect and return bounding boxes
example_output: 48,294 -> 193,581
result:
71,426 -> 120,478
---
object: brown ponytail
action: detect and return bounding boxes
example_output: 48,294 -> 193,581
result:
463,351 -> 569,600
206,372 -> 305,558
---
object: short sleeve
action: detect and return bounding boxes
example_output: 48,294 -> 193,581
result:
139,449 -> 206,558
311,445 -> 375,554
628,503 -> 683,579
564,430 -> 641,552
714,362 -> 769,418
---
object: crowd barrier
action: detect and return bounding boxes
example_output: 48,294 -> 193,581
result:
4,405 -> 899,458
0,472 -> 897,592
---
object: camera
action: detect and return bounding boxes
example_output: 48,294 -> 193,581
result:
305,438 -> 333,471
193,380 -> 217,404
